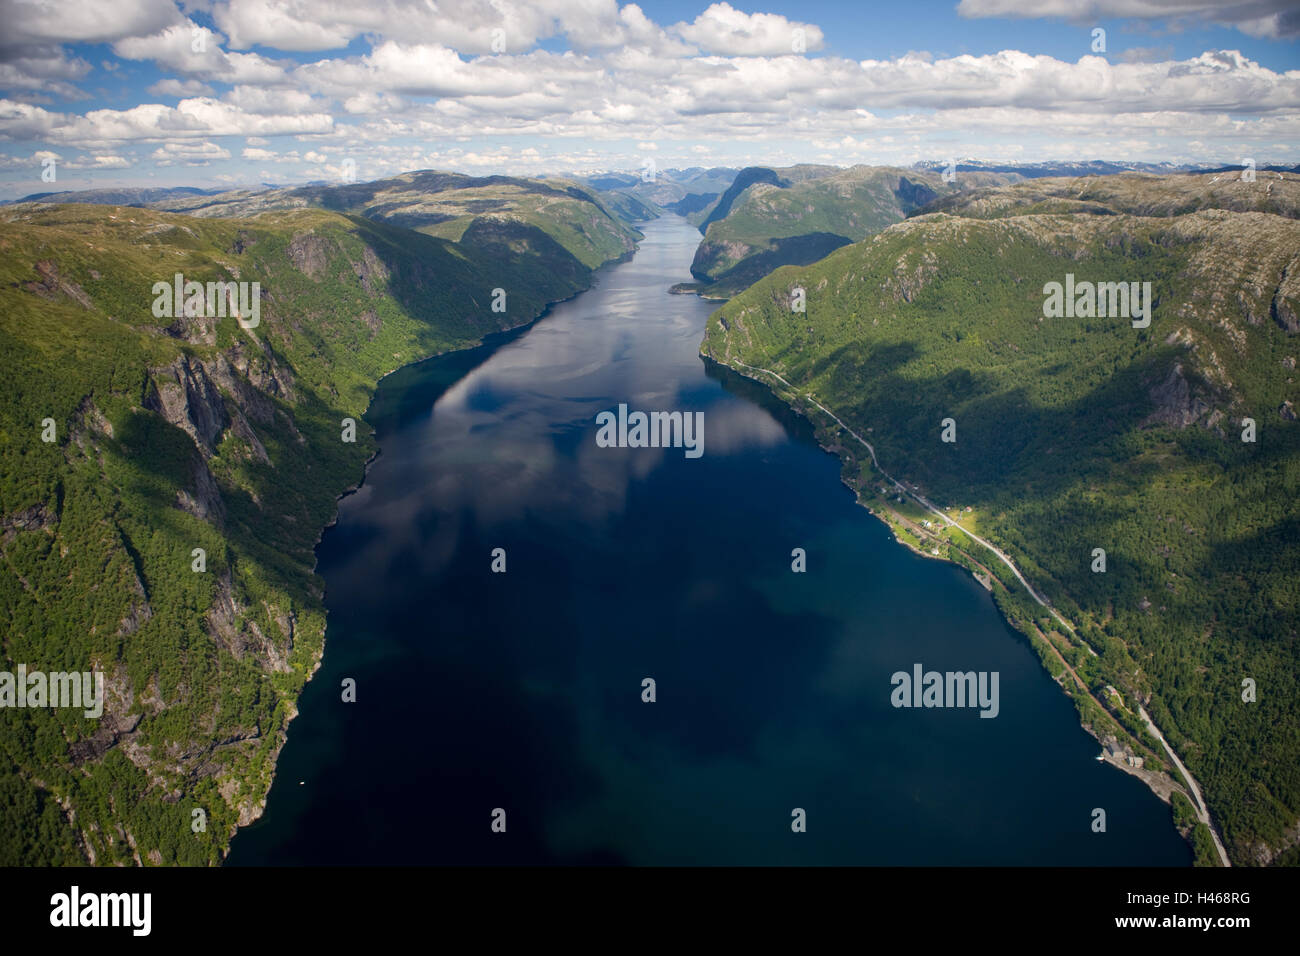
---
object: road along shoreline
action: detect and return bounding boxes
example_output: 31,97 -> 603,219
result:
715,353 -> 1231,867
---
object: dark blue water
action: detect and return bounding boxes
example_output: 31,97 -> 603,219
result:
230,216 -> 1190,866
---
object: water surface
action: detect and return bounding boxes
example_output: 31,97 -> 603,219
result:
231,216 -> 1190,866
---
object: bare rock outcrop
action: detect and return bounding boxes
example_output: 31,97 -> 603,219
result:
287,232 -> 331,278
177,455 -> 225,524
1144,362 -> 1215,429
145,355 -> 229,456
205,571 -> 292,673
23,259 -> 94,310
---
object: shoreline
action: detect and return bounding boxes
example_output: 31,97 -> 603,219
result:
706,351 -> 1223,865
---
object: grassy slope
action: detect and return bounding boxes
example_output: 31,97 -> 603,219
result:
701,174 -> 1300,865
704,166 -> 924,244
0,196 -> 629,864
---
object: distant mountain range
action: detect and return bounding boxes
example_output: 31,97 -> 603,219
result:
912,159 -> 1300,178
3,186 -> 224,207
573,167 -> 738,220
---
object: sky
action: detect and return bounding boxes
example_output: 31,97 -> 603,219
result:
0,0 -> 1297,198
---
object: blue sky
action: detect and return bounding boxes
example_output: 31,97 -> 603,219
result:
0,0 -> 1296,198
634,0 -> 1296,64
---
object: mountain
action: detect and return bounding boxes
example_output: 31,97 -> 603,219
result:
911,159 -> 1191,179
912,160 -> 1300,180
917,170 -> 1300,221
685,163 -> 1283,301
701,172 -> 1300,866
148,170 -> 641,273
4,186 -> 220,207
684,165 -> 1014,299
580,167 -> 738,218
593,189 -> 660,224
0,178 -> 638,864
662,192 -> 718,216
696,165 -> 787,233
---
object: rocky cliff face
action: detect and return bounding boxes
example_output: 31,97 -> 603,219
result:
146,356 -> 230,456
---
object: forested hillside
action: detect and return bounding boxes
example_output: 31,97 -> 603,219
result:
0,184 -> 638,864
702,173 -> 1300,865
